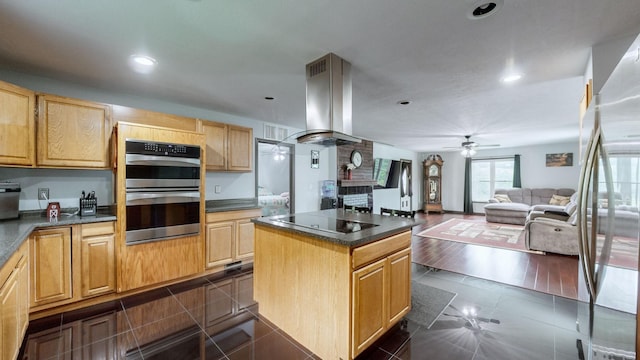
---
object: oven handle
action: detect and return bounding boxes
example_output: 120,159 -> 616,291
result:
125,154 -> 200,167
126,191 -> 200,206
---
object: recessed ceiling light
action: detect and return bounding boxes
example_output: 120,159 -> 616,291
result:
397,100 -> 411,105
467,0 -> 503,20
501,73 -> 523,83
129,55 -> 157,74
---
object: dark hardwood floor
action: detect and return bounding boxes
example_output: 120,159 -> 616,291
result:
411,212 -> 580,300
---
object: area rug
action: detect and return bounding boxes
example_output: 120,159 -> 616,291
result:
416,218 -> 541,254
599,235 -> 638,271
406,281 -> 457,329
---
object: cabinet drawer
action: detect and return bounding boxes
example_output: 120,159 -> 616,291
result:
352,231 -> 411,270
81,222 -> 115,237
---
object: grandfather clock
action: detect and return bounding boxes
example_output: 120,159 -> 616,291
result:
423,155 -> 444,213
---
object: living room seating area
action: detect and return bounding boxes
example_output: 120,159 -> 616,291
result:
484,188 -> 576,225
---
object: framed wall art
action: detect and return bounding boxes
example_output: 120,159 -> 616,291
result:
546,153 -> 573,167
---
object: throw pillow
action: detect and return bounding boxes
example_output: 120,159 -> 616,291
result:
494,194 -> 511,203
549,194 -> 571,206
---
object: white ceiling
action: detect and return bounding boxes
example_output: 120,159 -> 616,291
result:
0,0 -> 639,153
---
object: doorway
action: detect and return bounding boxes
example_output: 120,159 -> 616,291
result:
400,159 -> 412,211
255,139 -> 295,216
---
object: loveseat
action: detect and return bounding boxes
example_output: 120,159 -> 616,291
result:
484,188 -> 576,225
524,192 -> 579,255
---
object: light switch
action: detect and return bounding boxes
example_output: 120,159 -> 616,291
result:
215,185 -> 221,193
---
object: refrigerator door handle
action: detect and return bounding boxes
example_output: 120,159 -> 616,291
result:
577,118 -> 600,299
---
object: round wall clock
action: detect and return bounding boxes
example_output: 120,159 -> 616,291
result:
350,150 -> 363,168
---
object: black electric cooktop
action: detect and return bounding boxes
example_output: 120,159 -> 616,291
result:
274,214 -> 379,234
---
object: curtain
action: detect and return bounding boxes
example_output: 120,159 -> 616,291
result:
513,154 -> 522,188
463,157 -> 473,214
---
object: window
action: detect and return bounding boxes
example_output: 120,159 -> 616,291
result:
599,155 -> 640,207
472,158 -> 514,202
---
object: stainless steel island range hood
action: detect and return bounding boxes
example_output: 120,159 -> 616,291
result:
296,53 -> 362,145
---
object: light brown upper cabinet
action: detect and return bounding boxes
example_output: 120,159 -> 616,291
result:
37,94 -> 112,168
202,121 -> 252,172
0,80 -> 36,166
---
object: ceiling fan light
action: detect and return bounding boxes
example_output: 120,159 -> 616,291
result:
461,147 -> 476,158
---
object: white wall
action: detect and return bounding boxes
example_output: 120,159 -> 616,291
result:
0,168 -> 113,211
294,144 -> 336,213
372,143 -> 421,213
424,141 -> 581,213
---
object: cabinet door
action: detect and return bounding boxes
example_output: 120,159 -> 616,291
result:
1,267 -> 19,360
31,227 -> 72,307
352,258 -> 386,358
227,125 -> 252,171
387,248 -> 411,324
37,94 -> 112,168
203,121 -> 227,170
206,221 -> 235,268
0,80 -> 35,166
81,234 -> 116,298
235,218 -> 255,261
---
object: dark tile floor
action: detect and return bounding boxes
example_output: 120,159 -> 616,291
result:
20,264 -> 635,360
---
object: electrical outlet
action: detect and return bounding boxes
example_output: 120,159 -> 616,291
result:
38,188 -> 49,201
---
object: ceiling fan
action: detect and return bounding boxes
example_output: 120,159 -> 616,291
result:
444,135 -> 500,157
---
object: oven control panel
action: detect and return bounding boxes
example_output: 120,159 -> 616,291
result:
126,140 -> 200,158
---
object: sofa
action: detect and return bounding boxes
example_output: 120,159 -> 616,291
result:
524,192 -> 579,255
484,188 -> 576,225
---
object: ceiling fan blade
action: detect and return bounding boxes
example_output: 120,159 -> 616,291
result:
477,144 -> 500,148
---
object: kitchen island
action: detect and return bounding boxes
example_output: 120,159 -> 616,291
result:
252,209 -> 420,359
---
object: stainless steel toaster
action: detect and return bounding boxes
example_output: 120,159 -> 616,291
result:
0,182 -> 20,220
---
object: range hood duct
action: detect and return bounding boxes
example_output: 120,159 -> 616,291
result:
297,53 -> 362,145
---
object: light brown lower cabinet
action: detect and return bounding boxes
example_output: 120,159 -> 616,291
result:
352,247 -> 411,356
30,222 -> 116,312
205,209 -> 261,270
0,241 -> 29,360
80,222 -> 116,298
254,226 -> 412,360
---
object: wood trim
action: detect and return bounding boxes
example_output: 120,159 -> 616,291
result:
112,105 -> 199,131
205,209 -> 261,223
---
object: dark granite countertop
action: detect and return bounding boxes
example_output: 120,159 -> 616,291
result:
205,198 -> 261,213
0,213 -> 117,269
252,209 -> 423,247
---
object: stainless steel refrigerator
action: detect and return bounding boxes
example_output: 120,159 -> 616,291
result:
577,33 -> 640,359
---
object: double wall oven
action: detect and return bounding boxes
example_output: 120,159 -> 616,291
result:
125,139 -> 201,245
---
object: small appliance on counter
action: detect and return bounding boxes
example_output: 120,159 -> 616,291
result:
79,190 -> 97,217
0,182 -> 21,220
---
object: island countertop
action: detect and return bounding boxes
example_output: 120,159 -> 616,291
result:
252,209 -> 423,247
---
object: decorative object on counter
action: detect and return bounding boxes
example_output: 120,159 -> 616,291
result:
46,202 -> 60,222
79,190 -> 97,217
343,163 -> 356,180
